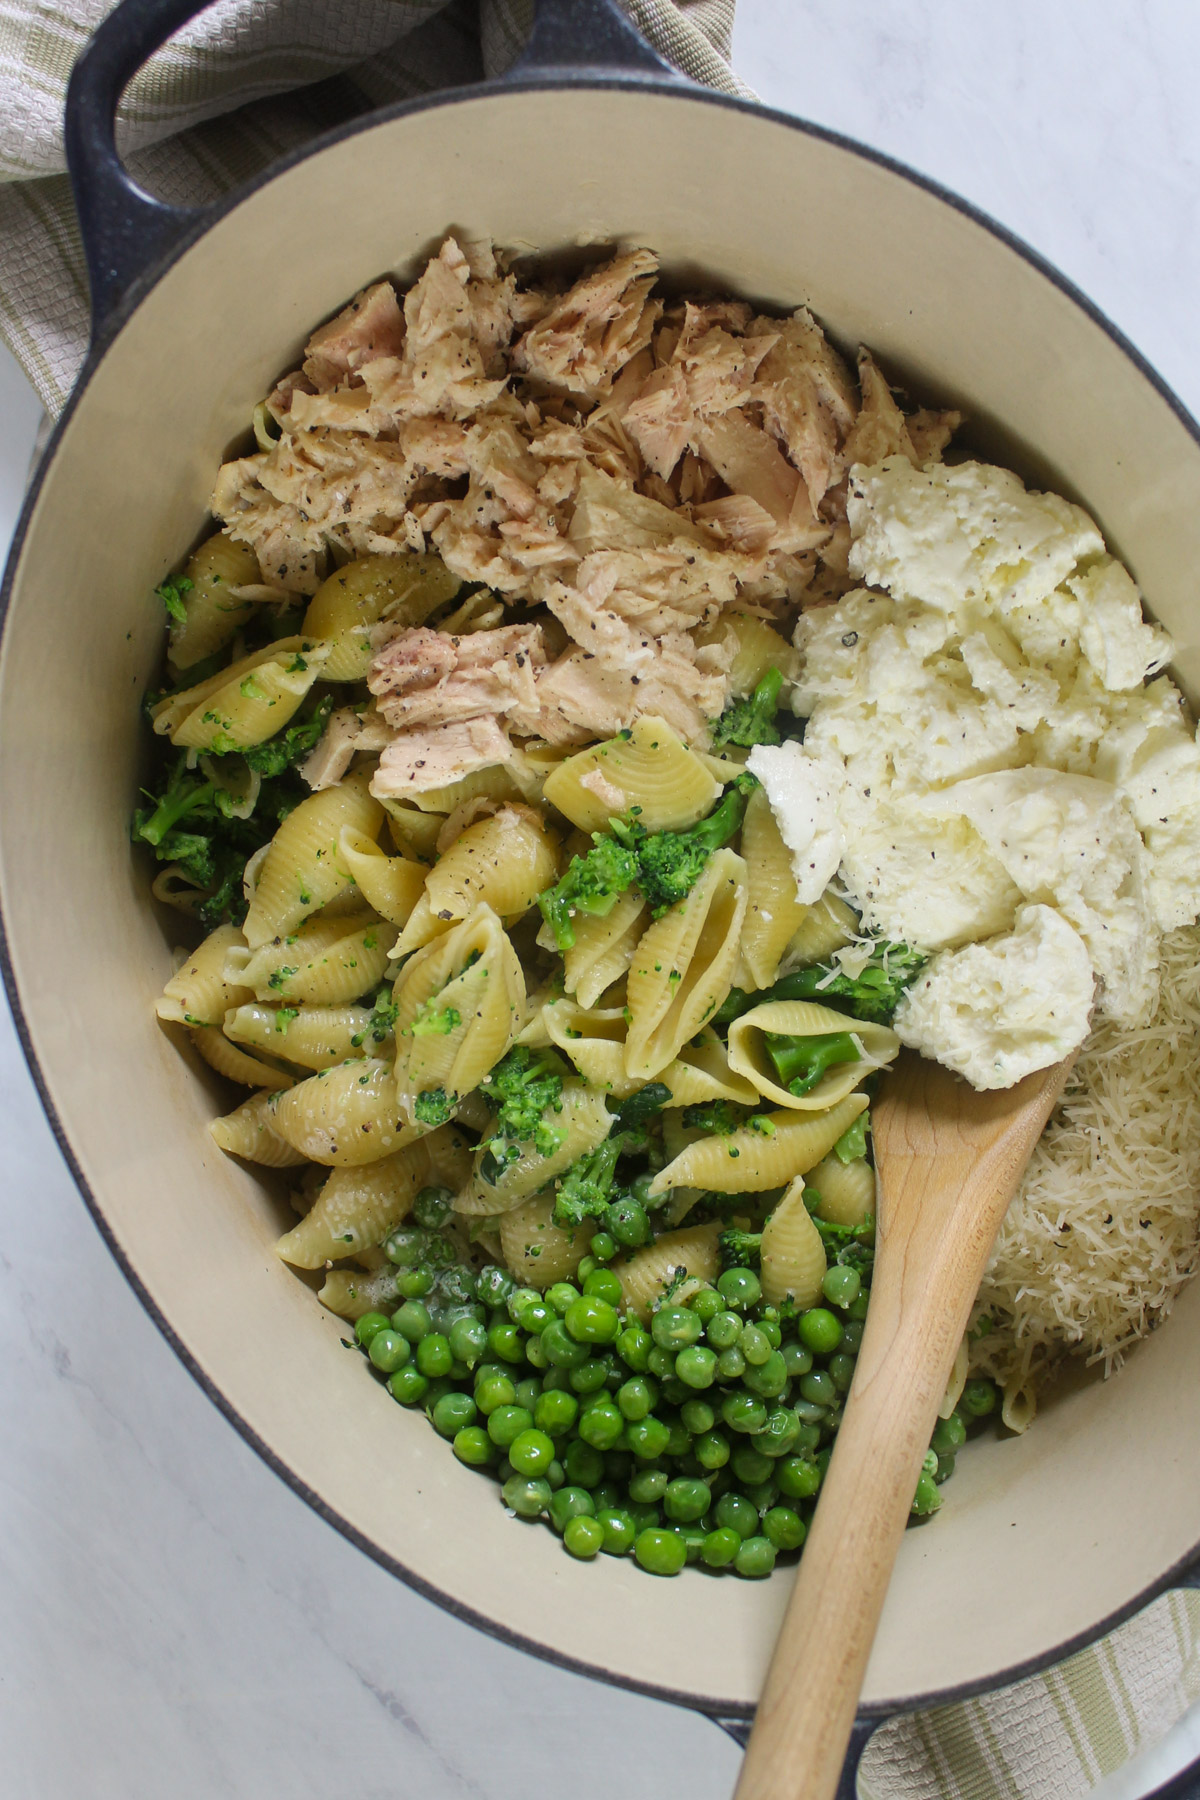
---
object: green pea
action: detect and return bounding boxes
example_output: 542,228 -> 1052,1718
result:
564,1515 -> 605,1559
756,1315 -> 782,1348
731,1445 -> 773,1486
680,1398 -> 716,1435
717,1346 -> 747,1381
675,1345 -> 718,1390
797,1308 -> 842,1355
706,1310 -> 743,1351
577,1400 -> 624,1451
432,1391 -> 477,1438
634,1528 -> 687,1576
962,1377 -> 999,1418
847,1292 -> 870,1321
663,1477 -> 712,1523
690,1286 -> 723,1326
507,1287 -> 544,1329
911,1472 -> 942,1516
541,1320 -> 590,1369
701,1526 -> 741,1568
508,1428 -> 556,1476
617,1377 -> 657,1421
387,1367 -> 428,1406
735,1535 -> 777,1578
721,1392 -> 768,1436
762,1506 -> 806,1550
625,1416 -> 671,1460
487,1404 -> 534,1449
695,1429 -> 731,1470
672,1522 -> 709,1564
546,1282 -> 582,1316
647,1345 -> 676,1379
739,1324 -> 772,1367
590,1232 -> 617,1263
629,1465 -> 669,1504
354,1311 -> 391,1347
841,1319 -> 865,1353
576,1256 -> 598,1284
800,1370 -> 837,1408
565,1295 -> 620,1345
781,1341 -> 813,1377
660,1376 -> 690,1407
582,1267 -> 624,1306
605,1449 -> 633,1484
717,1268 -> 761,1310
751,1409 -> 801,1459
629,1171 -> 658,1205
664,1418 -> 693,1459
935,1452 -> 956,1485
615,1324 -> 652,1371
596,1508 -> 637,1555
486,1319 -> 525,1364
474,1373 -> 517,1416
391,1299 -> 432,1343
822,1265 -> 861,1310
564,1439 -> 606,1488
569,1358 -> 610,1395
793,1399 -> 828,1425
394,1266 -> 434,1299
602,1196 -> 649,1250
524,1334 -> 549,1371
415,1333 -> 453,1378
534,1387 -> 578,1436
513,1376 -> 541,1412
776,1455 -> 822,1500
384,1226 -> 428,1267
827,1352 -> 856,1394
448,1315 -> 489,1367
366,1329 -> 409,1375
651,1305 -> 702,1350
743,1351 -> 788,1398
714,1492 -> 759,1539
502,1473 -> 551,1518
473,1263 -> 514,1308
548,1486 -> 596,1534
452,1425 -> 494,1466
932,1412 -> 968,1455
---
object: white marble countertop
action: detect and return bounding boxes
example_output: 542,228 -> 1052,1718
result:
4,4 -> 1200,1795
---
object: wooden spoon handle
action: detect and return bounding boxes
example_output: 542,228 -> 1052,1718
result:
733,1054 -> 1073,1800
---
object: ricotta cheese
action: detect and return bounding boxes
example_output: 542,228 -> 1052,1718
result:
772,453 -> 1200,1086
745,742 -> 843,904
894,905 -> 1096,1089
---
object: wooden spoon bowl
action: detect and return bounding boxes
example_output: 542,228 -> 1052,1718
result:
734,1050 -> 1075,1800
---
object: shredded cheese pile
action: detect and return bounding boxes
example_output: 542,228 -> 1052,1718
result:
971,922 -> 1200,1401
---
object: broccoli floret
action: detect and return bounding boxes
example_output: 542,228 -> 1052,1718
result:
351,991 -> 400,1048
478,1046 -> 568,1181
411,1000 -> 462,1038
537,835 -> 641,951
413,1087 -> 453,1127
682,1099 -> 745,1136
710,668 -> 784,750
554,1137 -> 624,1228
719,1227 -> 763,1269
833,1110 -> 869,1164
240,697 -> 334,777
765,1030 -> 862,1097
767,941 -> 928,1025
616,772 -> 758,917
156,575 -> 193,624
610,1082 -> 672,1132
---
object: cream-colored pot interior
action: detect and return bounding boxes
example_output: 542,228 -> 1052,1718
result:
3,84 -> 1199,1716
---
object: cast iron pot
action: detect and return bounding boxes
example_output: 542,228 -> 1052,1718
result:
3,2 -> 1200,1792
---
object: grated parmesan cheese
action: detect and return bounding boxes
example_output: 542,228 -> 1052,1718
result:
970,922 -> 1200,1395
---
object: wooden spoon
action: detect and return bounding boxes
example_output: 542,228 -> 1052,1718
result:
733,1049 -> 1074,1800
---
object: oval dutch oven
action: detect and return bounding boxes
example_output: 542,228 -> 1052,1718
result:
3,2 -> 1200,1792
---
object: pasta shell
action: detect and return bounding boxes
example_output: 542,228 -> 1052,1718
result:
625,848 -> 748,1079
242,915 -> 397,1006
302,551 -> 459,681
336,827 -> 426,926
406,763 -> 526,815
544,1001 -> 633,1097
562,885 -> 647,1009
613,1223 -> 722,1323
455,1080 -> 612,1217
648,1091 -> 869,1196
807,1152 -> 876,1229
422,805 -> 559,924
223,1002 -> 379,1069
698,611 -> 797,697
167,531 -> 260,672
660,1029 -> 760,1107
277,1121 -> 474,1267
727,999 -> 899,1110
210,1091 -> 308,1167
270,1059 -> 425,1165
318,1265 -> 402,1322
499,1194 -> 595,1289
190,1025 -> 294,1091
542,715 -> 721,833
787,889 -> 859,966
760,1176 -> 827,1308
392,905 -> 525,1120
740,786 -> 811,989
165,639 -> 332,752
244,769 -> 383,946
382,799 -> 445,861
1000,1379 -> 1037,1435
157,923 -> 251,1024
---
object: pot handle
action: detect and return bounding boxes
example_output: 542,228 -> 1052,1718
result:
504,0 -> 681,83
712,1711 -> 881,1798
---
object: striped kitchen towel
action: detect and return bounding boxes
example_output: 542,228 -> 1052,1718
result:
0,4 -> 1197,1796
